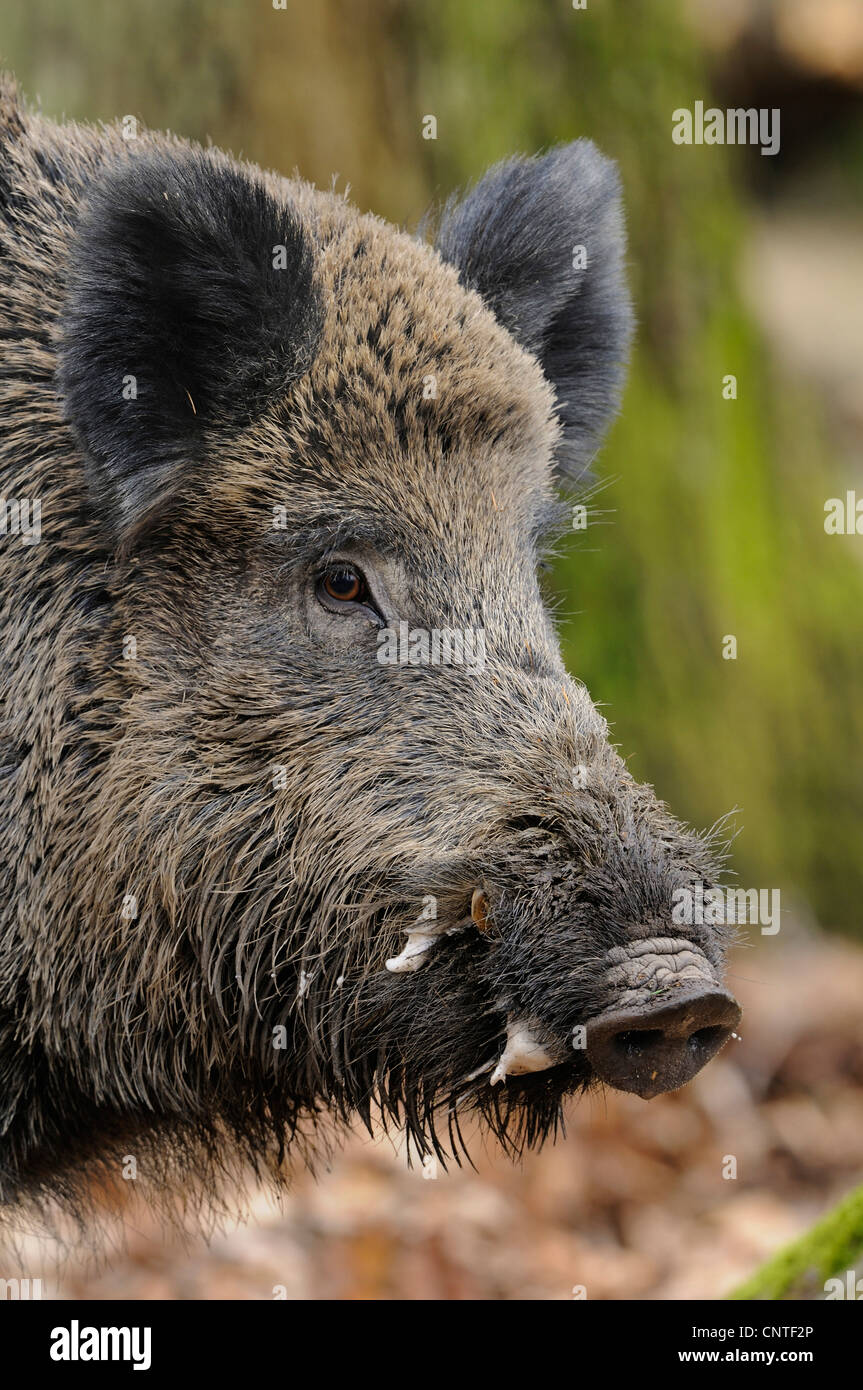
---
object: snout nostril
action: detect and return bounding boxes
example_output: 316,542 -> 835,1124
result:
687,1024 -> 726,1053
613,1022 -> 729,1060
586,985 -> 742,1099
613,1028 -> 663,1059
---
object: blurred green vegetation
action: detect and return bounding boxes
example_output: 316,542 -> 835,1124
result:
2,0 -> 861,932
729,1181 -> 863,1300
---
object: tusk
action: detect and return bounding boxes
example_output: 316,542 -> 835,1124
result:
385,918 -> 470,975
385,929 -> 440,973
490,1018 -> 558,1085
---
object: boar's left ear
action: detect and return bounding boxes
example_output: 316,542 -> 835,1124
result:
434,141 -> 633,480
58,149 -> 323,545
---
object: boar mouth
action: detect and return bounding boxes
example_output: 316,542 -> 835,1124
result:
465,936 -> 741,1104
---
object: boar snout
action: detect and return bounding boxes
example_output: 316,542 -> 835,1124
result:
585,985 -> 741,1099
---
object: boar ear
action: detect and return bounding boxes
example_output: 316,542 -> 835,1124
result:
434,141 -> 633,480
58,150 -> 323,545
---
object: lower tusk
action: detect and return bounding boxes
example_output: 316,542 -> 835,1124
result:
490,1018 -> 558,1085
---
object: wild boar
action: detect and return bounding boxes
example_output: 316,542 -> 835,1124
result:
0,75 -> 739,1213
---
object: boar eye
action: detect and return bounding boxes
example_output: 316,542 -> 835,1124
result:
323,566 -> 363,602
316,563 -> 381,620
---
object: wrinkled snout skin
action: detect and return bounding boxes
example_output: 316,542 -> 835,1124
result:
585,942 -> 741,1099
0,76 -> 740,1210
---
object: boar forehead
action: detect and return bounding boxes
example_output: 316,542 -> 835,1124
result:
211,191 -> 563,539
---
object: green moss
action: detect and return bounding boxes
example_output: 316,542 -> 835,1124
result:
729,1184 -> 863,1301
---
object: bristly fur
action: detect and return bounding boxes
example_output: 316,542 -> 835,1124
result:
0,73 -> 731,1232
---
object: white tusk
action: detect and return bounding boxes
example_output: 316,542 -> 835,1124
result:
385,929 -> 439,973
490,1018 -> 558,1085
385,918 -> 470,975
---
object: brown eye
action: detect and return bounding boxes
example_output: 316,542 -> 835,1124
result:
316,563 -> 383,621
322,566 -> 363,602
